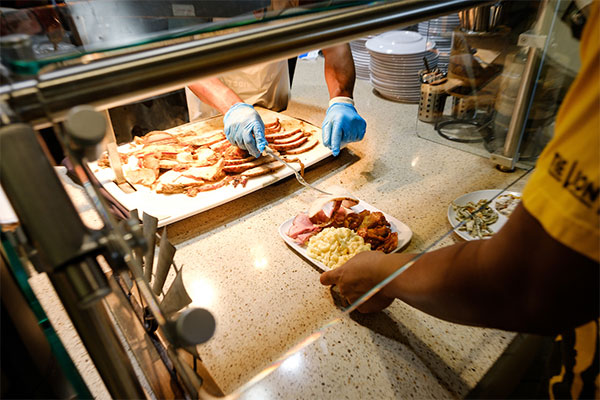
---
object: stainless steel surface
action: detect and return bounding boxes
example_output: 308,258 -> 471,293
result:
458,2 -> 502,32
142,212 -> 158,282
264,146 -> 332,196
500,47 -> 539,168
499,0 -> 550,169
0,0 -> 491,127
152,227 -> 176,296
0,122 -> 146,397
0,123 -> 89,269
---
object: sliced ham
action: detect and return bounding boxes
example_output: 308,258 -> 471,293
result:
295,231 -> 318,245
240,161 -> 284,177
269,136 -> 307,152
287,213 -> 319,239
282,137 -> 318,155
223,155 -> 275,174
265,128 -> 301,142
272,131 -> 305,145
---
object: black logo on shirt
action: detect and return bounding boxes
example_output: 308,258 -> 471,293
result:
549,152 -> 600,212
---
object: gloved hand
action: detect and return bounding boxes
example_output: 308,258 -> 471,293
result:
321,98 -> 366,156
223,103 -> 267,158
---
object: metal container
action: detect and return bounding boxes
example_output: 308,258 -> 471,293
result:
418,81 -> 447,123
458,2 -> 502,32
451,95 -> 478,119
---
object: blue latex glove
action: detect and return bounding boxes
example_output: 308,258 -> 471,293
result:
321,101 -> 366,156
223,103 -> 267,158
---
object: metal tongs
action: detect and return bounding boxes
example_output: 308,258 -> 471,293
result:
264,146 -> 331,195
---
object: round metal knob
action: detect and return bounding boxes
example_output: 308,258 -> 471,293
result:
64,105 -> 106,148
173,307 -> 216,346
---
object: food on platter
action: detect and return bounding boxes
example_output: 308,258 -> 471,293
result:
494,193 -> 521,217
287,189 -> 399,255
307,227 -> 371,269
96,117 -> 319,197
451,199 -> 499,239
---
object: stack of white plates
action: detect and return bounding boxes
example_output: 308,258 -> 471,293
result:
350,36 -> 373,80
418,14 -> 459,72
366,31 -> 438,103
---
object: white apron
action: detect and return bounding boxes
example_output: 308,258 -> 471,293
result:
185,60 -> 290,121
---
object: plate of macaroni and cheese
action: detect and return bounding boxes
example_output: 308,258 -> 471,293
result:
279,199 -> 412,271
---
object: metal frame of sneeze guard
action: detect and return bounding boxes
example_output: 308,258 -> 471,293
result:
490,0 -> 553,171
1,0 -> 491,128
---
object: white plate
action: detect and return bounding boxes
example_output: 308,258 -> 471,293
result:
366,31 -> 435,55
279,199 -> 412,271
447,189 -> 522,241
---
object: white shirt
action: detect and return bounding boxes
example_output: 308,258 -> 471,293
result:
185,59 -> 290,121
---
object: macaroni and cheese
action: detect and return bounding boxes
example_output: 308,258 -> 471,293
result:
306,227 -> 371,269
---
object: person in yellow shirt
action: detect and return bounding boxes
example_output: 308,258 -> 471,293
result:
320,2 -> 599,399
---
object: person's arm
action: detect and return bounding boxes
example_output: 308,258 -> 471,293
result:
187,77 -> 243,114
321,44 -> 356,99
321,204 -> 599,335
320,44 -> 366,156
187,78 -> 267,158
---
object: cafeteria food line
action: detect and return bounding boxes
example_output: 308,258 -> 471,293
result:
29,56 -> 529,398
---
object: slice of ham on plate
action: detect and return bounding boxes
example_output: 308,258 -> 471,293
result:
287,212 -> 321,244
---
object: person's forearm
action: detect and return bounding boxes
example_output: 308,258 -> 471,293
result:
188,77 -> 243,114
383,205 -> 599,334
322,44 -> 356,99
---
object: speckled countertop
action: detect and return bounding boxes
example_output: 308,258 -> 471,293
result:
163,58 -> 529,399
30,56 -> 531,399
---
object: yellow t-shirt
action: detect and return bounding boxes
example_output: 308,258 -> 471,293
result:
522,4 -> 599,399
522,3 -> 600,263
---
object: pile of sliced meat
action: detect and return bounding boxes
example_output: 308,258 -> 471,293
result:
287,193 -> 399,254
97,118 -> 319,196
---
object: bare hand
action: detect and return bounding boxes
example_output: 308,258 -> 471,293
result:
319,251 -> 412,313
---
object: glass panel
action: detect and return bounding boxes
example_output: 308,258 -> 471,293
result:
415,0 -> 580,168
0,0 -> 373,74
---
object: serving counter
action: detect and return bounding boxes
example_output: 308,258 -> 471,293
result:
37,56 -> 528,399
